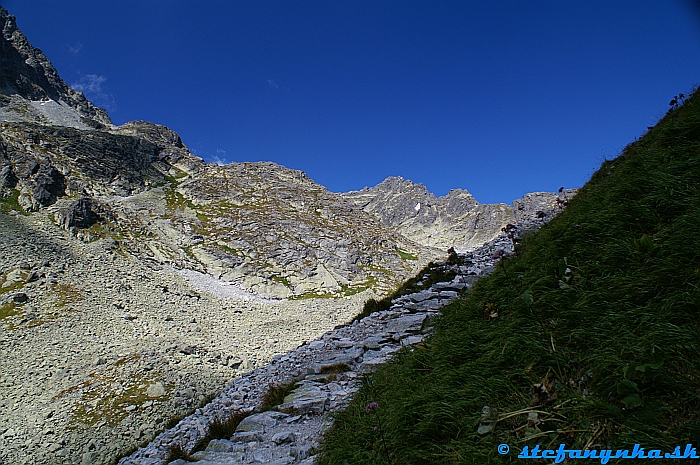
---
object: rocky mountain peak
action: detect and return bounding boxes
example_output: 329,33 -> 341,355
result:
0,6 -> 111,128
341,175 -> 568,252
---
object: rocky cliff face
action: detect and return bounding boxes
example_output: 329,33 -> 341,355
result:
0,7 -> 112,128
106,160 -> 431,299
0,120 -> 429,298
341,176 -> 574,252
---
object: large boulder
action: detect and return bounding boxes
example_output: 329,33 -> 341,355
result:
54,197 -> 104,230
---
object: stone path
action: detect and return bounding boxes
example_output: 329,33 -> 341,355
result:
118,226 -> 526,465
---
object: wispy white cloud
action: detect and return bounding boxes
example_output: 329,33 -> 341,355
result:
267,79 -> 279,90
73,74 -> 105,93
212,149 -> 228,166
68,42 -> 82,55
71,73 -> 115,110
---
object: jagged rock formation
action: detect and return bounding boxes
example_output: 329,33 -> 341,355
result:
0,117 -> 429,298
341,176 -> 575,252
148,161 -> 428,298
54,197 -> 108,230
0,8 -> 111,129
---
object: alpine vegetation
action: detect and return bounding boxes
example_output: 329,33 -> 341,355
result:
318,89 -> 700,463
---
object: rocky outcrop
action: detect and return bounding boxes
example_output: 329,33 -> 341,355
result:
342,176 -> 575,252
0,161 -> 16,189
53,197 -> 106,230
0,7 -> 112,128
0,121 -> 428,299
109,161 -> 434,298
0,121 -> 200,199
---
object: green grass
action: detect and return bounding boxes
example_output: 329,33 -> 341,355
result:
290,290 -> 336,300
397,249 -> 418,260
218,243 -> 240,255
51,283 -> 84,308
0,302 -> 19,320
270,275 -> 291,287
339,277 -> 378,297
319,90 -> 700,464
62,368 -> 168,428
0,189 -> 29,215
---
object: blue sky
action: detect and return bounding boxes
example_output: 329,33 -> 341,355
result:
4,1 -> 700,204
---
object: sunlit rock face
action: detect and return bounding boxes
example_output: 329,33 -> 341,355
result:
341,176 -> 572,252
0,7 -> 112,128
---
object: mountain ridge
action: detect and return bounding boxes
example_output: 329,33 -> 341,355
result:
0,7 -> 112,128
341,175 -> 573,252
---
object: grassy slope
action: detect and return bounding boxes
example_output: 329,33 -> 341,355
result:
319,91 -> 700,464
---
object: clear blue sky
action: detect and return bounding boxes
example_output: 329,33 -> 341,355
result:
4,1 -> 700,204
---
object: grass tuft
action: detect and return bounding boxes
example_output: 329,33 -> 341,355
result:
397,249 -> 418,260
0,301 -> 19,320
0,189 -> 29,215
320,363 -> 351,375
260,379 -> 301,411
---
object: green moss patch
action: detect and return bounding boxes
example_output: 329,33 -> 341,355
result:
51,283 -> 84,308
397,249 -> 418,260
0,189 -> 29,215
0,302 -> 19,320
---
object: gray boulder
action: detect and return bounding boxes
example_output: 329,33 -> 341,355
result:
54,197 -> 104,230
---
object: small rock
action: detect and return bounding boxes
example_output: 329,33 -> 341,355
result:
385,314 -> 427,333
401,335 -> 425,345
204,438 -> 245,453
231,431 -> 263,443
81,452 -> 97,465
236,410 -> 288,434
291,444 -> 314,460
26,270 -> 42,283
308,340 -> 324,349
146,382 -> 165,398
277,384 -> 328,415
178,344 -> 196,355
477,406 -> 496,434
333,338 -> 353,349
12,292 -> 28,303
272,430 -> 295,444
